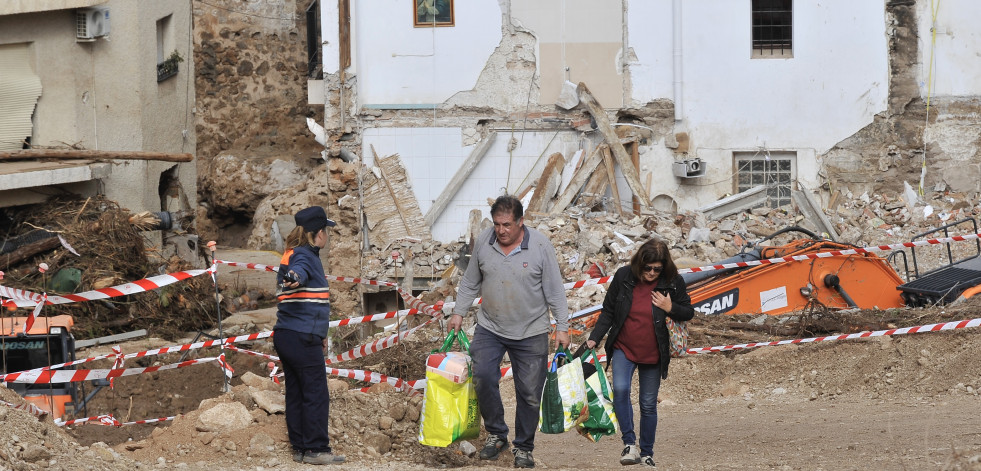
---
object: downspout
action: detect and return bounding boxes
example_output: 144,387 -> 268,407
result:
672,0 -> 683,122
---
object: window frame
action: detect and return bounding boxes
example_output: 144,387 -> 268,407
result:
733,151 -> 797,209
751,0 -> 793,59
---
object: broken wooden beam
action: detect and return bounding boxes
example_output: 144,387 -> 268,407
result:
526,152 -> 565,214
1,236 -> 60,269
550,145 -> 605,215
0,149 -> 194,162
576,83 -> 651,206
600,146 -> 623,216
424,132 -> 496,227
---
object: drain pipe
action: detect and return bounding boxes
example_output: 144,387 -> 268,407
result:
672,0 -> 683,122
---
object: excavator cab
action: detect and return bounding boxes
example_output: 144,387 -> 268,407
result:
0,315 -> 77,418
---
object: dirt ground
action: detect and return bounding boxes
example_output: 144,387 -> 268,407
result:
0,295 -> 970,470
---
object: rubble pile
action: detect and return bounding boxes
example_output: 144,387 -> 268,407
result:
119,371 -> 469,469
0,386 -> 138,471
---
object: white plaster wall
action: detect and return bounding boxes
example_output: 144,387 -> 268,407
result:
350,0 -> 502,106
364,128 -> 583,242
624,0 -> 674,104
916,0 -> 981,97
627,1 -> 888,209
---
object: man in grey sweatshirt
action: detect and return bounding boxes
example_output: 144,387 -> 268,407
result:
447,195 -> 569,469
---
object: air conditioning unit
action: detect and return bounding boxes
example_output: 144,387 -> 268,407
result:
76,7 -> 111,41
672,158 -> 706,179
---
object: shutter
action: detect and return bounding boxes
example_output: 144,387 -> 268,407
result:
0,44 -> 43,151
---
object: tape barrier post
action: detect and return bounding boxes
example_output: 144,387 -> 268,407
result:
206,241 -> 229,393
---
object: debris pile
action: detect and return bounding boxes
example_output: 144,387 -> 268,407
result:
0,195 -> 216,340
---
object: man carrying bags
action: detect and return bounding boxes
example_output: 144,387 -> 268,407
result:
447,194 -> 570,469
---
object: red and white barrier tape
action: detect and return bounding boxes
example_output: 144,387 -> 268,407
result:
329,307 -> 425,328
225,344 -> 279,362
55,414 -> 121,427
686,317 -> 981,355
3,268 -> 211,308
327,367 -> 423,392
324,315 -> 439,365
54,414 -> 177,428
32,331 -> 273,373
22,293 -> 46,333
0,399 -> 47,417
121,416 -> 177,426
1,356 -> 218,385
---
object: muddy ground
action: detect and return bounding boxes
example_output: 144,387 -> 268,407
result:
0,295 -> 976,470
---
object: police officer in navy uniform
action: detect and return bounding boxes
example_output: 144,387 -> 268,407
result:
273,206 -> 345,465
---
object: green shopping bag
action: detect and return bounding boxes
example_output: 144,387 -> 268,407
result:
539,348 -> 588,434
576,349 -> 619,442
418,331 -> 481,447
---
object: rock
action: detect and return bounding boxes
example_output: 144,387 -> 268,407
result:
327,379 -> 349,394
364,433 -> 392,454
19,444 -> 52,463
240,371 -> 279,391
458,440 -> 477,457
247,433 -> 275,458
231,384 -> 254,408
367,382 -> 396,394
252,389 -> 286,414
196,401 -> 253,432
378,416 -> 394,430
388,403 -> 407,421
198,432 -> 217,445
405,403 -> 421,422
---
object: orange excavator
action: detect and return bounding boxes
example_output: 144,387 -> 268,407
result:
0,315 -> 78,418
683,219 -> 981,316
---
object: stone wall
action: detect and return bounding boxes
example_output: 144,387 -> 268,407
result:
193,0 -> 324,233
821,1 -> 981,198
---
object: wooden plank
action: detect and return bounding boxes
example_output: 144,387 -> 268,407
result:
630,142 -> 640,215
576,82 -> 650,205
549,144 -> 605,215
601,146 -> 622,216
423,132 -> 496,227
0,150 -> 193,162
579,170 -> 609,209
526,152 -> 565,214
338,0 -> 351,69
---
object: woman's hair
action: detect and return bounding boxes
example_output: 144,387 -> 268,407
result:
629,238 -> 678,281
284,225 -> 320,251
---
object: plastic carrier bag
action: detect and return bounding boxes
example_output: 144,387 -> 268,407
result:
418,331 -> 481,447
575,349 -> 619,442
539,348 -> 589,434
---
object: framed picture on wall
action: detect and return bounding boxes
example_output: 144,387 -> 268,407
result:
414,0 -> 454,27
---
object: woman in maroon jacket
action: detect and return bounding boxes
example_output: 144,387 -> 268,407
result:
586,238 -> 694,468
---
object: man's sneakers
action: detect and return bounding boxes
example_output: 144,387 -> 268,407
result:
302,451 -> 346,465
620,445 -> 641,465
292,450 -> 304,463
513,448 -> 535,468
478,435 -> 509,460
641,456 -> 656,468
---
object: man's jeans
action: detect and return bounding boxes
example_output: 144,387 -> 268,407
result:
471,325 -> 549,452
610,348 -> 661,458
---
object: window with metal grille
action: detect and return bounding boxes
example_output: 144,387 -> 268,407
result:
752,0 -> 792,58
734,151 -> 796,208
